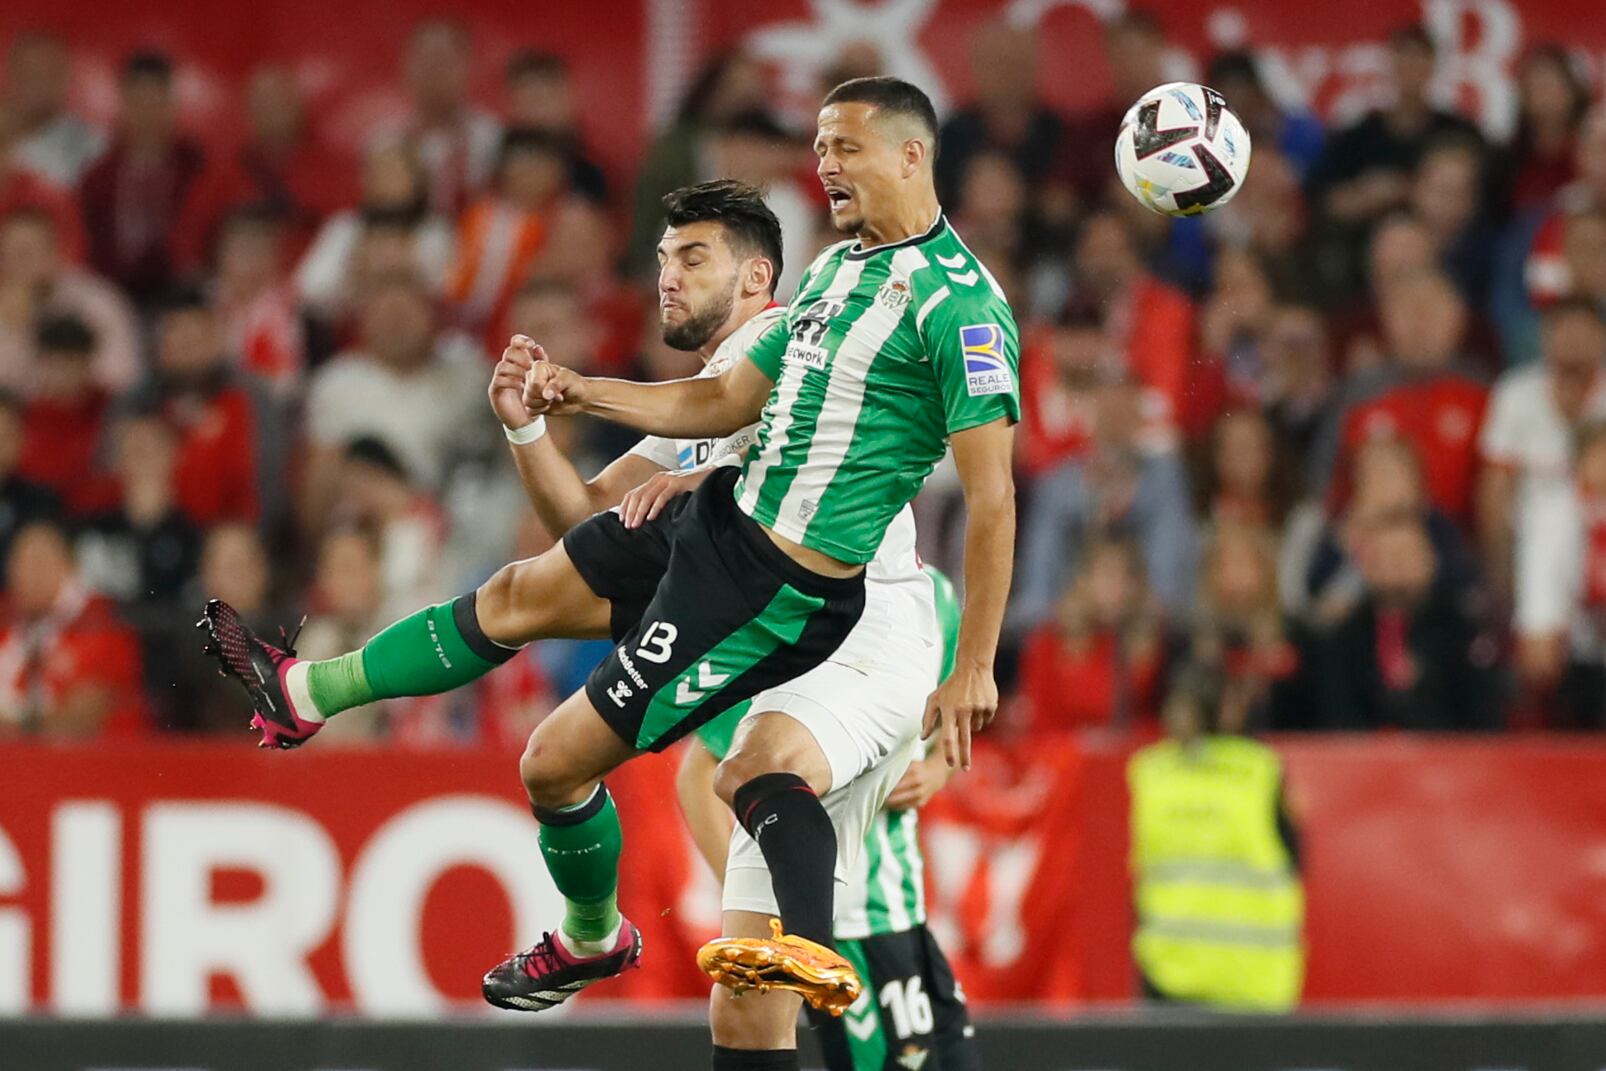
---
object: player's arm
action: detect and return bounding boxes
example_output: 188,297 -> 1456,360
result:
675,741 -> 733,880
522,321 -> 784,438
491,339 -> 668,536
924,418 -> 1016,769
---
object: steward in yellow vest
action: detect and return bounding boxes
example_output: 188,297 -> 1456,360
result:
1128,664 -> 1304,1011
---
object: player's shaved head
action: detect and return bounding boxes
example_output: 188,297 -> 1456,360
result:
821,76 -> 939,160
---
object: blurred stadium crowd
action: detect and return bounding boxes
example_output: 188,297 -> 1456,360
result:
1,12 -> 1604,745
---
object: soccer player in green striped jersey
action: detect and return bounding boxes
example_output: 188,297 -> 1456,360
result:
681,566 -> 980,1071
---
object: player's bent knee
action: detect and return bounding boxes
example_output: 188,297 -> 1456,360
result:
475,561 -> 541,645
518,734 -> 593,811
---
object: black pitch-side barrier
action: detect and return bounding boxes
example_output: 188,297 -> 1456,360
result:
3,1008 -> 1605,1071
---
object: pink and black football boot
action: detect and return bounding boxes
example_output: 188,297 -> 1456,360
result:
196,599 -> 322,749
482,920 -> 643,1012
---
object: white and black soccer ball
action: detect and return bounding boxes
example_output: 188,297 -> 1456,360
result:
1114,82 -> 1252,217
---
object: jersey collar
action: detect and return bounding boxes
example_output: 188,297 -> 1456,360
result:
844,211 -> 948,261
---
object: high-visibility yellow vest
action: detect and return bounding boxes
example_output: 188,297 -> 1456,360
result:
1128,736 -> 1305,1011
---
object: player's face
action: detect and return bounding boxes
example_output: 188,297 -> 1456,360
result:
657,221 -> 740,352
815,102 -> 906,235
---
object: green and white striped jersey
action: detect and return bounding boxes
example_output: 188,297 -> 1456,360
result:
834,566 -> 960,941
737,215 -> 1020,564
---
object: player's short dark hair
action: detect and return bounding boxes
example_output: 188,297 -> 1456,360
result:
122,49 -> 174,84
35,315 -> 95,356
661,179 -> 784,295
822,76 -> 939,151
506,49 -> 566,83
1544,294 -> 1606,330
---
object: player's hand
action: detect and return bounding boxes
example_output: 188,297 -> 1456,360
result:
490,335 -> 543,431
523,355 -> 588,416
619,468 -> 711,528
921,663 -> 998,771
884,750 -> 956,811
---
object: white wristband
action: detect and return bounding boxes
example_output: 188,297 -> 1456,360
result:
504,417 -> 547,445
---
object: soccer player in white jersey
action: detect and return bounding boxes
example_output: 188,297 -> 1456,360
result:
200,78 -> 1018,1071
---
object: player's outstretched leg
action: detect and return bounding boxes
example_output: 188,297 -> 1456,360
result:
698,713 -> 861,1015
707,910 -> 806,1071
198,544 -> 610,747
483,689 -> 643,1011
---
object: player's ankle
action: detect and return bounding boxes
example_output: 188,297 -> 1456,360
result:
558,916 -> 623,958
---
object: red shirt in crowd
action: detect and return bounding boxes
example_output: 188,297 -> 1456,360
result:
1113,275 -> 1196,432
0,589 -> 148,739
1332,373 -> 1490,526
1018,332 -> 1098,475
1018,627 -> 1163,733
18,391 -> 118,516
0,166 -> 87,264
160,387 -> 261,526
79,139 -> 208,303
175,140 -> 352,272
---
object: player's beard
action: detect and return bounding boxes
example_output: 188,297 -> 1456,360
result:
662,278 -> 736,352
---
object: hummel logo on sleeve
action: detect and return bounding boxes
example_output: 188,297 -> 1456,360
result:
959,324 -> 1014,396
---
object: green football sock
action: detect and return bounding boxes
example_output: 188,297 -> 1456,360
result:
302,594 -> 514,717
537,785 -> 623,945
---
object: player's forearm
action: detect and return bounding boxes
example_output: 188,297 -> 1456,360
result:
953,480 -> 1015,672
581,376 -> 751,439
508,435 -> 610,538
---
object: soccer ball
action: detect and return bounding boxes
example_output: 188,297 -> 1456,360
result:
1114,82 -> 1251,217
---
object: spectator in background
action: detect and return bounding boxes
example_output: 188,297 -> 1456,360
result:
1306,25 -> 1481,228
294,526 -> 390,741
302,271 -> 486,529
448,128 -> 575,340
17,316 -> 116,515
708,112 -> 813,300
1291,436 -> 1478,626
1258,304 -> 1334,465
1332,210 -> 1436,371
212,206 -> 304,392
1018,300 -> 1112,477
1320,270 -> 1488,529
1505,45 -> 1590,214
950,151 -> 1030,290
2,31 -> 104,188
295,141 -> 455,327
1523,104 -> 1606,311
1058,10 -> 1169,207
1018,536 -> 1165,733
1312,511 -> 1500,731
118,286 -> 279,528
1197,409 -> 1298,531
396,18 -> 501,217
332,436 -> 447,623
502,277 -> 623,463
1191,521 -> 1308,730
1479,298 -> 1606,599
1513,420 -> 1606,729
1073,210 -> 1196,433
78,50 -> 206,307
176,66 -> 349,272
1210,147 -> 1314,305
1206,51 -> 1324,180
503,50 -> 608,204
1412,137 -> 1497,308
170,523 -> 277,732
1015,375 -> 1196,626
0,520 -> 146,739
629,49 -> 769,274
0,392 -> 59,565
75,414 -> 201,612
1193,248 -> 1276,435
1560,210 -> 1606,317
934,18 -> 1063,206
0,206 -> 141,395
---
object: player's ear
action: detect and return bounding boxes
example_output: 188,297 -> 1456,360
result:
902,136 -> 929,177
742,255 -> 774,299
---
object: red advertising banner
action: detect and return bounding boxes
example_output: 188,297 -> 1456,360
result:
3,735 -> 1606,1017
1,0 -> 1602,194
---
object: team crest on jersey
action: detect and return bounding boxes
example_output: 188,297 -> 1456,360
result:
877,278 -> 912,312
959,323 -> 1013,396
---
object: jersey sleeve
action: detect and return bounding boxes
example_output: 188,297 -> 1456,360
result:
625,434 -> 682,471
917,280 -> 1022,435
743,317 -> 790,382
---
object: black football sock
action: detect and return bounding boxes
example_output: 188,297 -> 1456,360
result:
712,1045 -> 799,1070
732,772 -> 837,949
